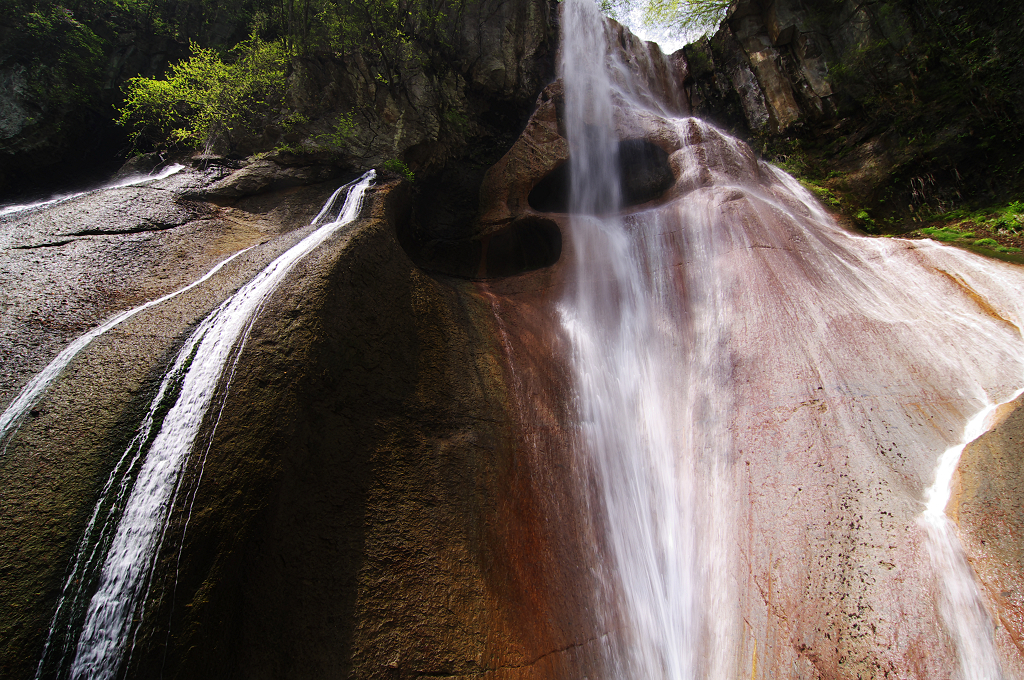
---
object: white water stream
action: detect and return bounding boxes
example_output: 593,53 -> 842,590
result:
19,5 -> 1024,674
35,172 -> 373,680
559,0 -> 1024,677
921,389 -> 1023,680
564,1 -> 686,676
0,244 -> 254,449
0,164 -> 184,217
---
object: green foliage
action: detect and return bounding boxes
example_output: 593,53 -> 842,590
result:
993,215 -> 1020,232
281,111 -> 310,130
382,158 -> 414,181
840,0 -> 1024,155
800,180 -> 840,207
920,226 -> 974,242
657,0 -> 729,35
17,4 -> 106,111
934,201 -> 1024,234
443,107 -> 468,132
313,111 -> 356,151
117,35 -> 289,148
272,0 -> 474,85
972,237 -> 1021,253
984,202 -> 1024,233
855,209 -> 876,230
773,151 -> 809,177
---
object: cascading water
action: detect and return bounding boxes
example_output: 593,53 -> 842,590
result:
921,392 -> 1023,680
559,0 -> 1024,676
560,2 -> 729,676
34,171 -> 374,680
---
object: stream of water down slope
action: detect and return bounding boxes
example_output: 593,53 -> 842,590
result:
34,173 -> 374,680
559,0 -> 1024,676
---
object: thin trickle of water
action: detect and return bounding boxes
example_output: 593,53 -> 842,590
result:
0,164 -> 184,217
0,244 -> 254,450
921,389 -> 1023,680
35,172 -> 373,680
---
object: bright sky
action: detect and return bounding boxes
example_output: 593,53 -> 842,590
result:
613,4 -> 705,54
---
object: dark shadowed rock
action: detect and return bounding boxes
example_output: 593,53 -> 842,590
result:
0,166 -> 343,679
110,181 -> 604,679
528,138 -> 674,213
193,158 -> 341,199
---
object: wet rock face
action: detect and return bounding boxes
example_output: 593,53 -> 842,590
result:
0,166 -> 346,680
527,139 -> 674,213
397,213 -> 562,279
395,80 -> 568,279
681,0 -> 913,135
396,79 -> 680,279
0,158 -> 603,679
470,28 -> 1024,675
106,182 -> 604,679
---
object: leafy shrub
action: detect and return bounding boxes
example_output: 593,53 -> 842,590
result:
20,5 -> 105,111
313,111 -> 356,152
602,0 -> 728,39
382,159 -> 414,181
117,35 -> 289,149
993,215 -> 1019,232
281,111 -> 310,130
855,208 -> 876,229
800,180 -> 840,207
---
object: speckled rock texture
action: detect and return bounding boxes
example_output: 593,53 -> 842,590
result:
4,5 -> 1024,679
472,30 -> 1024,674
0,160 -> 610,678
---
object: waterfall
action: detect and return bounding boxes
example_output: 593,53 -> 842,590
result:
559,0 -> 1024,676
35,171 -> 374,680
561,2 -> 726,676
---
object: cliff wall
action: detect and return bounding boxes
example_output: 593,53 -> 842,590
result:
683,0 -> 1024,226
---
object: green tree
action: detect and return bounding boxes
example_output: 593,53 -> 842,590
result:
117,35 -> 289,148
